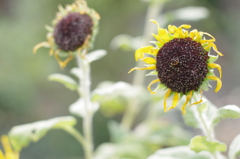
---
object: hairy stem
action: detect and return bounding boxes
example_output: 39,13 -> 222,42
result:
64,126 -> 85,148
77,54 -> 93,159
198,108 -> 218,159
121,2 -> 164,130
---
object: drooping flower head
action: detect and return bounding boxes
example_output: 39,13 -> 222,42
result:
33,0 -> 100,68
129,20 -> 223,114
0,135 -> 19,159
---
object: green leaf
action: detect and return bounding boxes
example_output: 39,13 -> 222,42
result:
190,136 -> 227,153
86,49 -> 107,62
229,134 -> 240,159
69,98 -> 99,118
147,146 -> 211,159
8,116 -> 77,151
212,105 -> 240,125
48,73 -> 78,91
197,102 -> 207,113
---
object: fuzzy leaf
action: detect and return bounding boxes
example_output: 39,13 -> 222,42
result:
147,146 -> 211,159
86,50 -> 107,62
48,73 -> 78,91
182,107 -> 199,128
212,105 -> 240,125
8,116 -> 76,151
69,98 -> 99,118
229,134 -> 240,159
190,136 -> 227,153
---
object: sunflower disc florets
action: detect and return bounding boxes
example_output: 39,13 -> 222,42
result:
129,20 -> 223,113
33,0 -> 100,68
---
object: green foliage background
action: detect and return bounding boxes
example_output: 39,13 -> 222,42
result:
0,0 -> 240,158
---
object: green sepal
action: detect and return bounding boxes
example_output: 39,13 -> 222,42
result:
146,71 -> 158,76
208,55 -> 218,64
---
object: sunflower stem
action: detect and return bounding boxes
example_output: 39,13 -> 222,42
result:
121,1 -> 164,130
197,104 -> 218,159
77,53 -> 94,159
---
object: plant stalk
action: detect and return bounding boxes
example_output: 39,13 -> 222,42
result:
121,1 -> 164,130
77,53 -> 93,159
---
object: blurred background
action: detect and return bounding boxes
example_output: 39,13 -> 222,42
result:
0,0 -> 240,158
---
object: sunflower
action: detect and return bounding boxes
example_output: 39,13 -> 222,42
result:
0,135 -> 19,159
33,0 -> 100,68
129,20 -> 223,114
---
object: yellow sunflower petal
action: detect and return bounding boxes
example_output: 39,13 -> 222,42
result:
179,24 -> 191,29
33,41 -> 51,54
135,46 -> 154,61
128,65 -> 156,74
204,42 -> 224,56
207,76 -> 222,92
150,19 -> 160,29
147,79 -> 160,94
168,92 -> 179,111
181,91 -> 193,114
158,28 -> 171,42
142,57 -> 156,64
202,32 -> 215,42
208,63 -> 222,79
164,89 -> 171,112
0,150 -> 5,159
188,92 -> 203,108
168,25 -> 178,34
1,136 -> 13,155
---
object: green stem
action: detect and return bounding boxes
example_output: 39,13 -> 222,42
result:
64,126 -> 85,148
198,108 -> 218,159
121,1 -> 164,130
77,54 -> 93,159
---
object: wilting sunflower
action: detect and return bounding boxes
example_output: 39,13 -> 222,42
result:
0,135 -> 19,159
129,20 -> 223,113
33,0 -> 100,68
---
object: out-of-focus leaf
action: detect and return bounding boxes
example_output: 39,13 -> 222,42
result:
86,50 -> 107,63
197,103 -> 207,113
182,105 -> 199,128
48,73 -> 78,91
71,67 -> 82,79
229,134 -> 240,159
94,143 -> 148,159
69,98 -> 99,118
110,34 -> 142,51
8,116 -> 77,151
173,6 -> 209,21
147,146 -> 211,159
92,81 -> 132,96
212,105 -> 240,125
190,136 -> 227,153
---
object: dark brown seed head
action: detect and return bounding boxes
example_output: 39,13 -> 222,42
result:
54,12 -> 93,52
156,37 -> 209,94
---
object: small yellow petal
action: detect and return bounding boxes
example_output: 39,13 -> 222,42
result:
168,25 -> 178,34
179,24 -> 191,29
128,65 -> 156,74
142,57 -> 156,64
181,91 -> 193,114
151,33 -> 164,43
208,63 -> 222,79
147,79 -> 160,94
211,42 -> 224,56
33,42 -> 50,54
164,89 -> 171,112
207,76 -> 222,92
135,46 -> 154,61
150,19 -> 160,29
168,92 -> 179,111
188,92 -> 203,107
202,32 -> 215,42
158,28 -> 170,42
